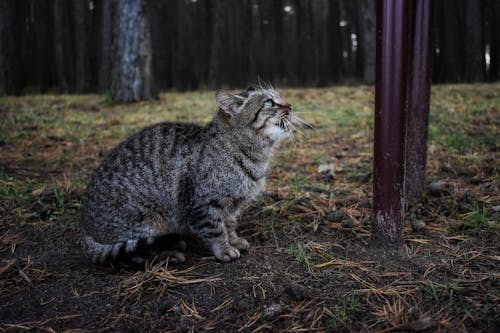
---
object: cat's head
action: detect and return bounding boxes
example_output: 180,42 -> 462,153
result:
215,87 -> 293,142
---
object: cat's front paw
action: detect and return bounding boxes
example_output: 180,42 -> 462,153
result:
230,237 -> 250,252
213,246 -> 240,262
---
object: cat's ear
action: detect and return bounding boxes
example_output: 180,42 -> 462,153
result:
215,90 -> 244,117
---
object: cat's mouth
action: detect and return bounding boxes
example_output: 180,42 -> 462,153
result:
277,108 -> 293,131
277,115 -> 291,131
276,111 -> 313,135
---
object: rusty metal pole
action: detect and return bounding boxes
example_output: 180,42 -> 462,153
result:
406,0 -> 433,201
373,0 -> 409,247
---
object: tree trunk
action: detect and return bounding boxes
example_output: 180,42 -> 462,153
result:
52,0 -> 70,93
491,1 -> 500,80
98,0 -> 113,93
192,0 -> 212,87
281,0 -> 299,85
248,0 -> 263,83
311,0 -> 329,86
33,0 -> 55,92
328,0 -> 343,82
358,0 -> 376,84
209,0 -> 228,88
441,0 -> 464,82
296,0 -> 314,85
464,0 -> 485,82
174,0 -> 198,90
234,0 -> 252,86
73,0 -> 90,92
111,0 -> 154,103
431,0 -> 443,82
0,0 -> 23,95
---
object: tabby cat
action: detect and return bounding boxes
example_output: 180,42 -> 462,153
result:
80,87 -> 300,265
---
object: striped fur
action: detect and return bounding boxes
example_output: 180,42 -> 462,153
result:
80,87 -> 297,265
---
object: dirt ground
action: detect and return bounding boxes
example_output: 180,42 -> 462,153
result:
0,85 -> 499,332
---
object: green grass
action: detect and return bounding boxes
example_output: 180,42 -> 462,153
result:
327,296 -> 359,329
429,84 -> 500,154
420,280 -> 482,320
286,240 -> 313,271
0,172 -> 79,232
1,83 -> 499,235
460,206 -> 498,230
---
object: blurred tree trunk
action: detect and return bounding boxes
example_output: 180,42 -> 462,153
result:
73,0 -> 90,92
491,1 -> 500,80
209,0 -> 227,88
150,1 -> 176,90
234,0 -> 252,86
311,0 -> 329,86
297,0 -> 314,85
272,0 -> 283,85
440,0 -> 464,82
53,0 -> 70,93
281,0 -> 299,85
111,0 -> 154,103
328,0 -> 343,82
192,0 -> 212,87
0,0 -> 23,95
174,0 -> 199,90
98,0 -> 113,93
431,0 -> 443,82
358,0 -> 376,84
338,0 -> 357,80
33,0 -> 54,92
464,0 -> 485,82
260,0 -> 279,83
249,0 -> 263,82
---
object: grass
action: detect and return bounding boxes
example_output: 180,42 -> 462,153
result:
0,83 -> 499,332
286,241 -> 313,271
326,296 -> 359,329
428,84 -> 500,154
460,206 -> 497,230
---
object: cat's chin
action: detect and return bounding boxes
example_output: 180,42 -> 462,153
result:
263,125 -> 289,142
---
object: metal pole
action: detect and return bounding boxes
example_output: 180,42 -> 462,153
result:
406,0 -> 433,201
373,0 -> 409,246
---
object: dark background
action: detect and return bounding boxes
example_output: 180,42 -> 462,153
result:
1,0 -> 499,95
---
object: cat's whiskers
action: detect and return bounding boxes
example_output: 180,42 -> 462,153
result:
291,115 -> 314,130
281,117 -> 298,145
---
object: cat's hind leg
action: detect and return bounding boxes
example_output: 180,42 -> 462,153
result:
150,235 -> 187,264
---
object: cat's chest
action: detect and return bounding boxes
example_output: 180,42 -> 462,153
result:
222,178 -> 265,213
220,174 -> 266,205
241,177 -> 266,201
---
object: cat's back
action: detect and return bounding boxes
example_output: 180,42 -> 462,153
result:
98,121 -> 203,171
85,122 -> 205,201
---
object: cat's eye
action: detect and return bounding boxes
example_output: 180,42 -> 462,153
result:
263,99 -> 275,108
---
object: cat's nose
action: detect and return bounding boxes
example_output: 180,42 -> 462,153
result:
282,103 -> 292,112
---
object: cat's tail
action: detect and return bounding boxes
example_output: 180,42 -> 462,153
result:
82,234 -> 187,266
82,236 -> 148,265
